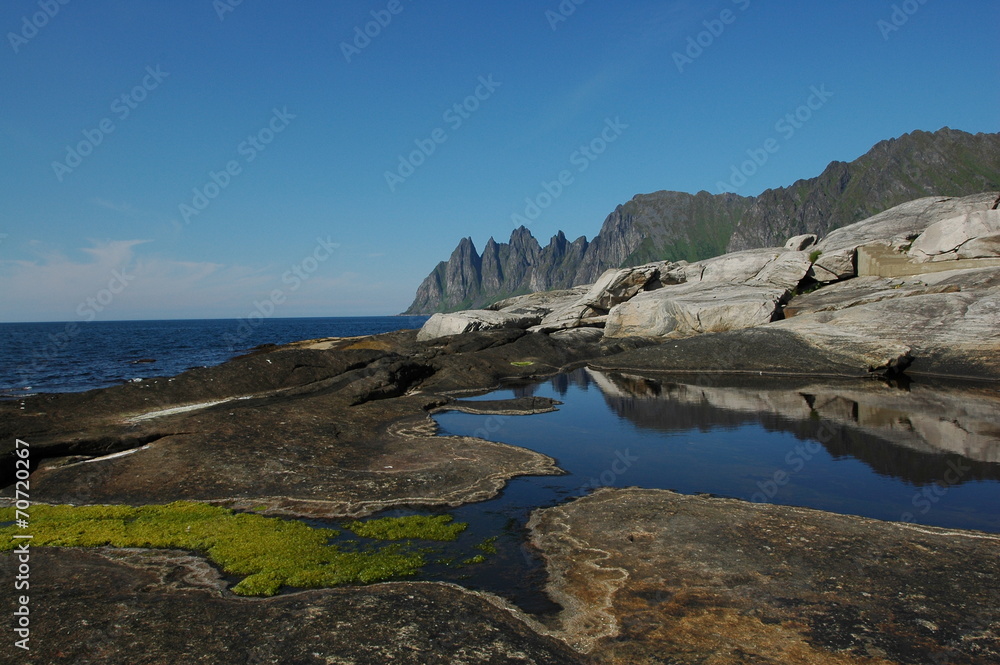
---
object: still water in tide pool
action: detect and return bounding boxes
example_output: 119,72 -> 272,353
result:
387,368 -> 1000,614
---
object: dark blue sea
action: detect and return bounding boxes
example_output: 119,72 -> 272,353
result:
0,317 -> 428,397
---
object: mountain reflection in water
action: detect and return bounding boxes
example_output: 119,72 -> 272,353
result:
444,368 -> 1000,531
424,369 -> 1000,612
582,370 -> 1000,487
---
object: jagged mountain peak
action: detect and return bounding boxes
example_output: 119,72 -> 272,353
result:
404,128 -> 1000,315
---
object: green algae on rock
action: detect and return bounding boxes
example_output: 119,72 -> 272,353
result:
343,514 -> 468,541
0,502 -> 429,596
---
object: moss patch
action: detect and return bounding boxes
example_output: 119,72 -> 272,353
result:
344,514 -> 467,541
475,536 -> 499,554
0,503 -> 434,597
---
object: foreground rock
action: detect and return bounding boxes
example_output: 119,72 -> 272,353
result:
0,329 -> 603,515
0,548 -> 582,665
530,488 -> 1000,664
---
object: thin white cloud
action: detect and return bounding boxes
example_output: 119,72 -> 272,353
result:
92,198 -> 140,215
0,239 -> 389,321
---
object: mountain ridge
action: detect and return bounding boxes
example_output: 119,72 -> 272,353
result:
404,128 -> 1000,315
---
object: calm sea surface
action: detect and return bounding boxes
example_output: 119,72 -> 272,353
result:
0,317 -> 428,396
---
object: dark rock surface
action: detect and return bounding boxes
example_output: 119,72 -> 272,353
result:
0,548 -> 584,665
0,329 -> 603,516
530,488 -> 1000,664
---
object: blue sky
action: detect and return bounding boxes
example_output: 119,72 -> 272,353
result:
1,0 -> 997,321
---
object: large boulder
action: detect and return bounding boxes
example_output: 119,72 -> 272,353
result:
579,265 -> 661,311
604,282 -> 789,338
772,269 -> 1000,379
908,209 -> 1000,262
529,303 -> 607,333
531,264 -> 672,333
486,286 -> 589,317
750,250 -> 815,290
809,248 -> 856,283
814,193 -> 999,255
783,274 -> 964,318
784,233 -> 817,251
686,247 -> 814,291
694,248 -> 783,283
416,310 -> 541,341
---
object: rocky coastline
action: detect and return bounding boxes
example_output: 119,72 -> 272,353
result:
3,193 -> 1000,663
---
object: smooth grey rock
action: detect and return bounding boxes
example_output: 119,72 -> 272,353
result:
531,304 -> 606,333
809,248 -> 856,283
532,264 -> 672,333
417,310 -> 541,341
784,234 -> 818,251
908,210 -> 1000,262
814,193 -> 999,255
749,250 -> 814,290
958,233 -> 1000,259
772,281 -> 1000,379
684,248 -> 813,291
644,260 -> 689,290
696,248 -> 782,283
579,265 -> 660,311
487,287 -> 589,314
604,282 -> 788,338
783,275 -> 963,318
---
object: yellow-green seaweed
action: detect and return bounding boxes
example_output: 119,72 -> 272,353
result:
474,535 -> 498,554
343,514 -> 467,541
0,503 -> 425,597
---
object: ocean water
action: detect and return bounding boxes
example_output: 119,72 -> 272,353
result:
0,317 -> 428,397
